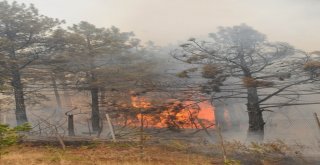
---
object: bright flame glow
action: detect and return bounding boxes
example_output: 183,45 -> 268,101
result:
131,95 -> 216,128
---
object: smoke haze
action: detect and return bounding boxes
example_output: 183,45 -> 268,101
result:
9,0 -> 320,51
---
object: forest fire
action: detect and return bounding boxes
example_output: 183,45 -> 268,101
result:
131,95 -> 216,129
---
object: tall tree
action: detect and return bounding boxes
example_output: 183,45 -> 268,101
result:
172,24 -> 316,141
0,1 -> 62,125
67,22 -> 136,132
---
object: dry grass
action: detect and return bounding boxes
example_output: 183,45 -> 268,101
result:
0,140 -> 313,165
0,143 -> 218,165
204,140 -> 306,165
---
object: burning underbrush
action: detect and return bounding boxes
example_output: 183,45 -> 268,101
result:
107,94 -> 216,131
134,102 -> 215,130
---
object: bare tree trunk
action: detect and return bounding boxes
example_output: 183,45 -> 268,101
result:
8,46 -> 28,125
86,36 -> 101,133
212,100 -> 228,130
91,87 -> 100,132
51,74 -> 62,115
11,65 -> 28,125
246,87 -> 264,141
97,88 -> 106,136
227,104 -> 241,131
214,107 -> 228,130
62,81 -> 72,110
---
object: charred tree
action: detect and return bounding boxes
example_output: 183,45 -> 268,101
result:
246,86 -> 264,140
173,24 -> 314,141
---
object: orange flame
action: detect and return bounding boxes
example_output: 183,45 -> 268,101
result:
131,95 -> 151,108
130,95 -> 215,129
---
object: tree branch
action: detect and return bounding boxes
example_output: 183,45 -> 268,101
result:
258,78 -> 311,104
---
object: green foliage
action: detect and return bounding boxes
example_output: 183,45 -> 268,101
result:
0,0 -> 64,124
0,0 -> 63,52
0,123 -> 31,154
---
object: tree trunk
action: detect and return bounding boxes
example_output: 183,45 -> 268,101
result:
246,87 -> 264,141
11,67 -> 28,125
227,104 -> 241,131
86,36 -> 100,132
51,74 -> 62,115
214,107 -> 228,130
91,87 -> 100,132
211,101 -> 228,130
97,89 -> 106,135
62,81 -> 72,110
9,47 -> 28,125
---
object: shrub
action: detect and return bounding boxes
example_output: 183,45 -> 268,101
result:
0,123 -> 31,156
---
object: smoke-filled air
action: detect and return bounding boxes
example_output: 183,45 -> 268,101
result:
0,0 -> 320,164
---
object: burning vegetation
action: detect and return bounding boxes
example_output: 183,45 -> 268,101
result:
1,1 -> 320,164
130,95 -> 215,130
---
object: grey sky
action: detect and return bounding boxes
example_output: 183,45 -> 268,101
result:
10,0 -> 320,51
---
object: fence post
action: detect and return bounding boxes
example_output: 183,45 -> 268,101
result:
68,114 -> 75,136
105,114 -> 116,142
87,118 -> 92,136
